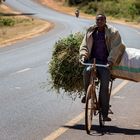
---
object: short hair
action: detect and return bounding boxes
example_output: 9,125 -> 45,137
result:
96,12 -> 106,20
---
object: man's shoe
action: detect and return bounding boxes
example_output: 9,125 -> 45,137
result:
81,95 -> 86,103
103,116 -> 111,121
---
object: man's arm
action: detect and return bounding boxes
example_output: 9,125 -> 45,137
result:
79,33 -> 89,60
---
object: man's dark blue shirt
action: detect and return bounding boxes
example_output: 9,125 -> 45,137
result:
90,30 -> 109,64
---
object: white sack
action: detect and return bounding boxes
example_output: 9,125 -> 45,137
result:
111,48 -> 140,82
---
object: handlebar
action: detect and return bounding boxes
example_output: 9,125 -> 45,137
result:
80,60 -> 109,68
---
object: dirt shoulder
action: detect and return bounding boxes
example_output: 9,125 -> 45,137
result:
0,4 -> 54,47
40,0 -> 140,29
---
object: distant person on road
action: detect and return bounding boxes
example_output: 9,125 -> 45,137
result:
79,13 -> 126,121
75,9 -> 79,18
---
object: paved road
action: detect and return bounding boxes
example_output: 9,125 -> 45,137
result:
0,0 -> 140,140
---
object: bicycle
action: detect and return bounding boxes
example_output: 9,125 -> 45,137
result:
80,59 -> 114,134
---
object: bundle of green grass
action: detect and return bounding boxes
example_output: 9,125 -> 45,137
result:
49,32 -> 85,95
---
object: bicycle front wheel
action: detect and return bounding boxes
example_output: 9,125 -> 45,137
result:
99,108 -> 105,127
85,84 -> 96,134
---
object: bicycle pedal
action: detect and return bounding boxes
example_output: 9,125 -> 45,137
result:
108,109 -> 114,114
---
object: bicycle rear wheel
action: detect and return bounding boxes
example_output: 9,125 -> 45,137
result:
85,84 -> 96,134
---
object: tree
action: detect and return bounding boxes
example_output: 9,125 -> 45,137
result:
0,0 -> 6,4
128,4 -> 137,20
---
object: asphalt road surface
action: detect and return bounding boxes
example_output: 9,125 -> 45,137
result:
0,0 -> 140,140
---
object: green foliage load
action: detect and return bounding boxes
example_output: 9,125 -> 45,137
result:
49,32 -> 85,94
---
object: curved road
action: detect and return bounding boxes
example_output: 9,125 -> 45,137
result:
0,0 -> 140,140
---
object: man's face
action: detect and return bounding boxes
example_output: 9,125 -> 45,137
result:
96,15 -> 106,28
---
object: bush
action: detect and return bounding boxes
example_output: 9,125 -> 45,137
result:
0,17 -> 15,26
49,32 -> 85,95
80,2 -> 99,15
73,0 -> 139,22
134,0 -> 140,14
128,4 -> 138,20
99,1 -> 120,16
80,1 -> 120,16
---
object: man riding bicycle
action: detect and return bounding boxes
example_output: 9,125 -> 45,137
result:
79,13 -> 126,121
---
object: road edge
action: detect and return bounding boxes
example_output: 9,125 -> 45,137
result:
0,4 -> 54,47
39,0 -> 140,29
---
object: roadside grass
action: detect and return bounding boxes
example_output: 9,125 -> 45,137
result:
0,18 -> 47,41
0,6 -> 50,46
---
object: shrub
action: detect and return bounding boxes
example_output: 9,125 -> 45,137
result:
80,2 -> 98,14
72,0 -> 139,22
0,17 -> 15,26
128,4 -> 138,20
134,0 -> 140,14
99,1 -> 120,16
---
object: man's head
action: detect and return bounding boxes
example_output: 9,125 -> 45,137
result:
96,13 -> 106,30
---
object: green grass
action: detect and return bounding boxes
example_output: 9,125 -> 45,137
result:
0,16 -> 33,27
0,17 -> 15,26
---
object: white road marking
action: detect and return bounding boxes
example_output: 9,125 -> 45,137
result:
113,95 -> 125,99
15,68 -> 31,74
119,116 -> 127,119
43,80 -> 129,140
131,28 -> 140,35
15,87 -> 21,90
43,112 -> 85,140
133,124 -> 139,127
134,30 -> 140,34
111,80 -> 129,96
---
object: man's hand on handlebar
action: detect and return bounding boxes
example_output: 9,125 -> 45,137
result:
81,56 -> 88,63
107,61 -> 113,69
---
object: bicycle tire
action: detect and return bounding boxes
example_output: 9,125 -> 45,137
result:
99,109 -> 105,127
85,84 -> 96,134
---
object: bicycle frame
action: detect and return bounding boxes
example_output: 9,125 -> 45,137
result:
80,59 -> 113,134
